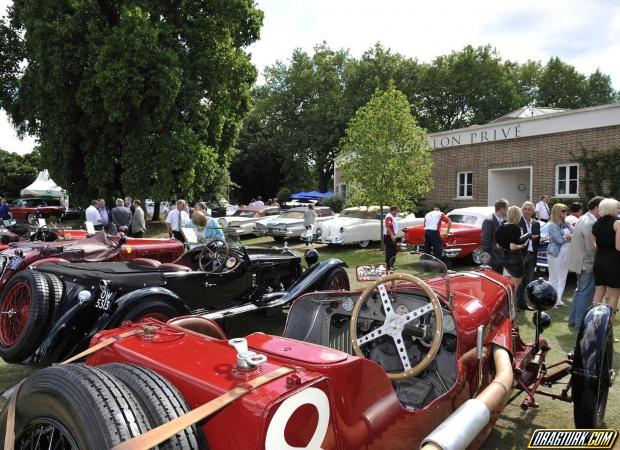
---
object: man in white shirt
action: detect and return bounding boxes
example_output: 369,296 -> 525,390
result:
423,207 -> 451,259
166,199 -> 190,242
85,200 -> 101,229
535,195 -> 551,222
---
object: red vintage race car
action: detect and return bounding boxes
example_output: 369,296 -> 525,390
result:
403,207 -> 494,265
0,253 -> 613,450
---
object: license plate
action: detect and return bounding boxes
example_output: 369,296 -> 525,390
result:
7,257 -> 23,270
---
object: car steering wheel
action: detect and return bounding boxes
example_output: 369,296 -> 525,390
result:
198,239 -> 230,273
349,273 -> 444,381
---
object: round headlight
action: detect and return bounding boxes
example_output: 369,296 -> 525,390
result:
339,227 -> 344,233
315,228 -> 322,237
78,290 -> 92,303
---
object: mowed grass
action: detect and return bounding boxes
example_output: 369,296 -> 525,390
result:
0,228 -> 617,449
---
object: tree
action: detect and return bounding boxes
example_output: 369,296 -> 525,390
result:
0,149 -> 41,198
536,57 -> 587,108
339,86 -> 433,244
418,45 -> 521,132
584,69 -> 617,106
0,0 -> 263,205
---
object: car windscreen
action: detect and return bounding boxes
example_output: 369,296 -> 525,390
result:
278,211 -> 305,219
234,210 -> 257,218
340,210 -> 375,219
447,214 -> 479,225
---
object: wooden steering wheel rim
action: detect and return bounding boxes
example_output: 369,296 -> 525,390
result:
349,272 -> 444,381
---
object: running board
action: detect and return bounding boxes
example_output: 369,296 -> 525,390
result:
200,295 -> 289,320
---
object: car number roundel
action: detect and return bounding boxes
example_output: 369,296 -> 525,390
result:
265,387 -> 330,450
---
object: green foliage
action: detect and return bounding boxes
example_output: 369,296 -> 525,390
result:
276,187 -> 292,203
0,0 -> 263,205
574,145 -> 620,199
0,149 -> 41,198
318,195 -> 345,213
339,86 -> 433,211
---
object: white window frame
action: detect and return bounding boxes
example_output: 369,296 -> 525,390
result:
555,163 -> 579,198
456,171 -> 473,199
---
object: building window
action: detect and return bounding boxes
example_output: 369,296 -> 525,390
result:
456,171 -> 473,199
338,183 -> 347,200
556,163 -> 579,197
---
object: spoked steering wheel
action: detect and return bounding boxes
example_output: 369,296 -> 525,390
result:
350,273 -> 444,380
198,239 -> 230,273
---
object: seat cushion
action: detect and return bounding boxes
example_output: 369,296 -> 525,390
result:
130,258 -> 162,267
167,316 -> 227,340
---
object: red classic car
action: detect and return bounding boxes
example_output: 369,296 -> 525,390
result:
0,253 -> 611,449
10,198 -> 66,222
403,206 -> 494,264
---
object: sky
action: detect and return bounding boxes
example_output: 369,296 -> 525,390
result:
1,0 -> 619,155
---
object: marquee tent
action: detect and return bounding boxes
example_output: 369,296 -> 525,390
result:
20,170 -> 65,198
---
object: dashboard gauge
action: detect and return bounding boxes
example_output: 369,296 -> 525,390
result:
225,256 -> 237,269
341,297 -> 354,312
395,304 -> 409,316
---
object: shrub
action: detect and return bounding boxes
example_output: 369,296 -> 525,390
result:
319,195 -> 346,213
276,187 -> 292,203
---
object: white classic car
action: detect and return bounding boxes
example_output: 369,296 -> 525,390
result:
313,206 -> 423,247
217,205 -> 282,236
250,206 -> 334,242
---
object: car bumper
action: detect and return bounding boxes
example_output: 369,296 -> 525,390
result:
400,243 -> 463,258
315,236 -> 344,244
267,229 -> 298,237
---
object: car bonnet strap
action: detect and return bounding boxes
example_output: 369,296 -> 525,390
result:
3,327 -> 146,450
111,366 -> 295,450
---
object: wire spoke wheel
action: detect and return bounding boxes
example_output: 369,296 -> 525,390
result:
0,281 -> 31,346
16,418 -> 79,450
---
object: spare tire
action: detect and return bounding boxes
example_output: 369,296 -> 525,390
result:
0,364 -> 151,450
43,273 -> 65,324
101,363 -> 206,449
0,270 -> 51,362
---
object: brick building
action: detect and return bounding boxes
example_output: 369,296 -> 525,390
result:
334,102 -> 620,210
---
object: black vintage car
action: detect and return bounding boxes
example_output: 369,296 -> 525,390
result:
7,231 -> 349,366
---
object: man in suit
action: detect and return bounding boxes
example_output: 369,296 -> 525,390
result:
481,199 -> 509,274
517,201 -> 541,310
566,196 -> 604,328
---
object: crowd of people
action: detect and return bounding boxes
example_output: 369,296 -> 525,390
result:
164,199 -> 223,243
85,197 -> 146,237
478,195 -> 618,329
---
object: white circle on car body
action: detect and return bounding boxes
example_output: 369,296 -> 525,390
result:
264,387 -> 330,450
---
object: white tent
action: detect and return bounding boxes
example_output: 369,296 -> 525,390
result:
20,170 -> 65,199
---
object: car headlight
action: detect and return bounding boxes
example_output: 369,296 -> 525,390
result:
315,228 -> 322,237
339,227 -> 344,233
78,290 -> 92,304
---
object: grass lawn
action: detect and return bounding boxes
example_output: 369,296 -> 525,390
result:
0,227 -> 617,449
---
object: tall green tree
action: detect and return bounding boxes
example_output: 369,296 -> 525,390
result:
339,86 -> 433,243
584,69 -> 617,106
418,45 -> 521,132
0,149 -> 41,198
536,57 -> 587,108
0,0 -> 263,205
259,44 -> 350,192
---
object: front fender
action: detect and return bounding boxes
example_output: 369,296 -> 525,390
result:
573,303 -> 614,379
103,286 -> 189,329
274,258 -> 348,303
32,286 -> 187,366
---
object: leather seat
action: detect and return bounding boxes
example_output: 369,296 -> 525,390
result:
167,316 -> 227,340
159,263 -> 191,271
130,258 -> 162,267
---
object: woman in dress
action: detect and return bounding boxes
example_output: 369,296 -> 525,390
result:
495,206 -> 526,295
547,203 -> 572,307
591,198 -> 620,314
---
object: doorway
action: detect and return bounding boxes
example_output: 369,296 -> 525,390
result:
487,167 -> 532,206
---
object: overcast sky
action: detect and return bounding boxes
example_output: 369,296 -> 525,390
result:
2,0 -> 619,155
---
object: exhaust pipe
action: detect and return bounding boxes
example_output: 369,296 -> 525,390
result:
420,345 -> 513,450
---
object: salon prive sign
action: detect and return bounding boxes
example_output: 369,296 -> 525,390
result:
431,124 -> 523,149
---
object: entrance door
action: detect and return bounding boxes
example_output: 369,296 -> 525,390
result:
487,167 -> 532,206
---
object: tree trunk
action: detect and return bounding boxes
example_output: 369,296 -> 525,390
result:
151,201 -> 160,222
380,204 -> 384,250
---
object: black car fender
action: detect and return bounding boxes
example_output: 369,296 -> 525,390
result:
102,286 -> 190,329
31,286 -> 188,366
267,258 -> 348,304
573,303 -> 614,379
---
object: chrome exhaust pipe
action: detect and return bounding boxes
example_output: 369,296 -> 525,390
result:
420,345 -> 513,450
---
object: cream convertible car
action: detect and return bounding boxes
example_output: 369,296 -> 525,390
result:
312,206 -> 422,247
